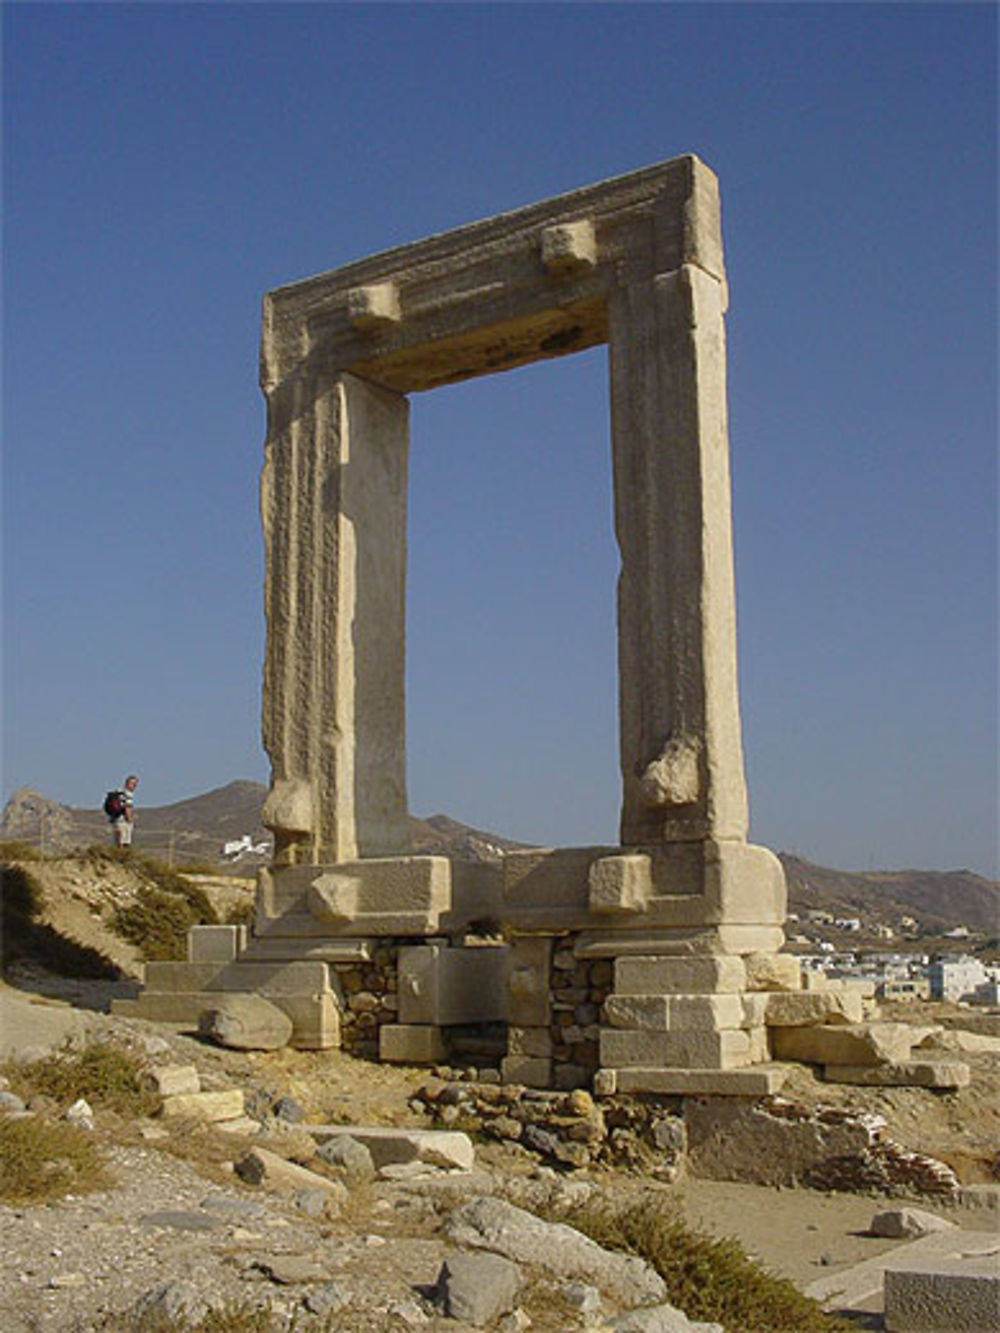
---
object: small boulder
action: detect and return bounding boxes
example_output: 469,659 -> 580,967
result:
316,1134 -> 376,1183
199,995 -> 293,1051
64,1098 -> 95,1130
130,1281 -> 211,1325
435,1251 -> 521,1327
869,1207 -> 959,1239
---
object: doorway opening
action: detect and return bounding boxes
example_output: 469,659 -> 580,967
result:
406,346 -> 620,850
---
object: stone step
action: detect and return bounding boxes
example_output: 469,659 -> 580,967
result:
605,1063 -> 790,1096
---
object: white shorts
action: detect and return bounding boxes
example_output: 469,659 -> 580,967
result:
112,819 -> 134,847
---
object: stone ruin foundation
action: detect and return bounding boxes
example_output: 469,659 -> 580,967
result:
118,158 -> 970,1107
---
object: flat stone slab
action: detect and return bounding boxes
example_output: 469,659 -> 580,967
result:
139,1210 -> 222,1233
308,1125 -> 475,1171
805,1229 -> 1000,1317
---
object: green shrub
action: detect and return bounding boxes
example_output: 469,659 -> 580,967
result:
91,847 -> 218,960
0,1115 -> 109,1203
563,1194 -> 856,1333
1,1044 -> 161,1118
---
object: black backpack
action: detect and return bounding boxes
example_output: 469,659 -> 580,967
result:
104,790 -> 126,819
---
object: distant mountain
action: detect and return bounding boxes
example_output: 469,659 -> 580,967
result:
0,782 -> 530,870
3,784 -> 997,936
780,853 -> 998,935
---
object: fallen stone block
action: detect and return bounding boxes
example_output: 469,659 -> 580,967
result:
310,1125 -> 475,1171
444,1195 -> 666,1306
823,1060 -> 970,1088
233,1146 -> 347,1206
761,991 -> 864,1027
870,1208 -> 958,1239
160,1090 -> 245,1123
435,1251 -> 522,1326
919,1028 -> 1000,1055
884,1249 -> 1000,1331
140,1065 -> 201,1098
199,995 -> 294,1051
770,1022 -> 923,1067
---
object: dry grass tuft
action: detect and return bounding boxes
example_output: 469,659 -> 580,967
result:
0,1114 -> 109,1203
1,1044 -> 161,1118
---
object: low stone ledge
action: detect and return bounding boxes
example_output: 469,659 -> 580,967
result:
823,1060 -> 970,1089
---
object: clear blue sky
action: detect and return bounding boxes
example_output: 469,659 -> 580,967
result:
4,3 -> 996,876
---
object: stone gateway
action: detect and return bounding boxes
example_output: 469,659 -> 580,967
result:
123,158 -> 906,1098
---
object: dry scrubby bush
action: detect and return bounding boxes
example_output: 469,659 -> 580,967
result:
91,847 -> 219,960
0,1114 -> 110,1204
0,1044 -> 161,1118
563,1195 -> 856,1333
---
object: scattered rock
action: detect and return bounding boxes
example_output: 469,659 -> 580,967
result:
608,1305 -> 721,1332
273,1094 -> 306,1122
563,1280 -> 602,1316
63,1098 -> 95,1130
435,1251 -> 522,1327
47,1272 -> 88,1289
139,1210 -> 222,1233
316,1133 -> 376,1183
130,1280 -> 211,1325
303,1282 -> 350,1316
141,1064 -> 200,1097
254,1254 -> 332,1284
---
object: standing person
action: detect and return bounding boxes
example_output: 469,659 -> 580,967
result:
106,774 -> 139,847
